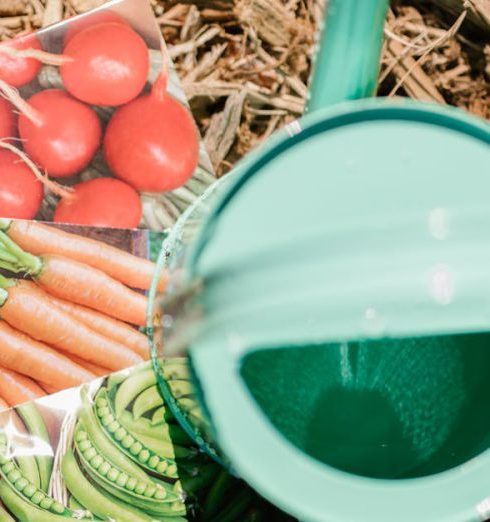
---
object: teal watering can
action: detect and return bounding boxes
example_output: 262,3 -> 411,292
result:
148,0 -> 490,520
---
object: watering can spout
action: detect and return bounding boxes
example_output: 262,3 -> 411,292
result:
307,0 -> 389,112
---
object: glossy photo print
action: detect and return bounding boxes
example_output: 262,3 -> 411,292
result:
0,0 -> 215,232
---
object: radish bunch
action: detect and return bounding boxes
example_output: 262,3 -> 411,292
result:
0,13 -> 200,228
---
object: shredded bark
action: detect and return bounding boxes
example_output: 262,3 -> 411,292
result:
1,0 -> 488,176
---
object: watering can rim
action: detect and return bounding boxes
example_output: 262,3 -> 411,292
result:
186,96 -> 490,275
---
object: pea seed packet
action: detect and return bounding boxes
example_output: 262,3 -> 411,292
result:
0,360 -> 295,521
0,0 -> 215,231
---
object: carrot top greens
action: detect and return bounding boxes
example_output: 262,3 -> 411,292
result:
0,231 -> 42,275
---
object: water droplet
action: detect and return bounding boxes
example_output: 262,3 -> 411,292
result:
429,264 -> 454,305
285,120 -> 302,137
162,314 -> 174,329
362,307 -> 386,338
428,208 -> 450,240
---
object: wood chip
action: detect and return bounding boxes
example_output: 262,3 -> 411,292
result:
431,0 -> 490,31
69,0 -> 106,13
42,0 -> 63,27
384,38 -> 446,103
235,0 -> 296,47
204,89 -> 246,171
0,0 -> 26,17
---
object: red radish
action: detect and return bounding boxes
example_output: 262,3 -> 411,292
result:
0,149 -> 43,219
64,11 -> 129,44
0,34 -> 42,87
54,178 -> 142,228
104,77 -> 199,192
61,23 -> 150,106
18,89 -> 101,178
0,99 -> 15,139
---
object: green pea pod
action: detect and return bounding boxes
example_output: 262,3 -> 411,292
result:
106,372 -> 127,391
0,482 -> 78,522
0,502 -> 15,522
16,455 -> 40,490
81,467 -> 186,518
174,397 -> 200,416
86,418 -> 179,479
79,387 -> 148,480
132,386 -> 164,420
16,404 -> 52,493
118,410 -> 191,447
115,369 -> 157,418
211,488 -> 254,522
151,407 -> 169,426
167,381 -> 194,400
161,359 -> 191,381
0,428 -> 41,489
84,395 -> 181,479
68,496 -> 84,512
74,431 -> 179,505
97,388 -> 181,443
131,430 -> 193,461
202,470 -> 235,520
179,463 -> 220,495
62,447 -> 159,522
0,447 -> 78,518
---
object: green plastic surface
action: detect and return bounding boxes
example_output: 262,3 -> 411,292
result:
150,0 -> 490,520
186,101 -> 490,522
308,0 -> 387,109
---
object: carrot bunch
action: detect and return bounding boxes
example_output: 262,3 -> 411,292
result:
0,219 -> 166,410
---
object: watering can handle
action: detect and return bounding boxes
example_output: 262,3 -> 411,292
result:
307,0 -> 389,112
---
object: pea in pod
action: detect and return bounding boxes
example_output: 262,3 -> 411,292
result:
90,417 -> 179,479
74,427 -> 183,516
15,453 -> 40,491
16,404 -> 53,493
132,383 -> 194,421
120,411 -> 191,447
0,482 -> 82,522
0,434 -> 79,519
62,447 -> 161,522
98,388 -> 186,445
79,387 -> 148,481
114,368 -> 158,418
114,361 -> 190,419
151,407 -> 168,426
91,393 -> 191,477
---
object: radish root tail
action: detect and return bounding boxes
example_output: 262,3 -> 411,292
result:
0,46 -> 73,66
0,139 -> 75,200
0,80 -> 43,127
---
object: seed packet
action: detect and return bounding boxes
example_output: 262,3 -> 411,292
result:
0,360 -> 294,521
0,217 -> 164,399
0,0 -> 215,232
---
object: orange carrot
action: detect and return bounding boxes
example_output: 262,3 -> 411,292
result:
0,321 -> 95,389
38,382 -> 62,395
0,398 -> 8,411
37,255 -> 147,326
0,219 -> 165,291
46,293 -> 149,359
0,233 -> 148,326
69,355 -> 110,378
0,279 -> 144,371
0,366 -> 45,407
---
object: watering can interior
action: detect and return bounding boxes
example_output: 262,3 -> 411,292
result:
150,0 -> 490,520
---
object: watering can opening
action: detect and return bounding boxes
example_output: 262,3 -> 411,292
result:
240,332 -> 490,480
